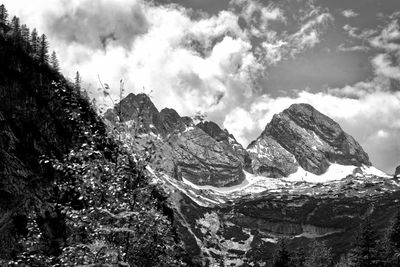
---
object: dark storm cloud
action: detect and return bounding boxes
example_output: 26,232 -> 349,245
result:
45,0 -> 149,50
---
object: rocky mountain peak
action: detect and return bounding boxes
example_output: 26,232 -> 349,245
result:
395,165 -> 400,179
197,121 -> 230,143
159,108 -> 191,135
280,103 -> 344,143
105,95 -> 248,187
248,103 -> 371,176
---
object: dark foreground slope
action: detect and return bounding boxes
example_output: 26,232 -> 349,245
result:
0,34 -> 189,266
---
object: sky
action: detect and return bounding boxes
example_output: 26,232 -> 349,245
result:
3,0 -> 400,173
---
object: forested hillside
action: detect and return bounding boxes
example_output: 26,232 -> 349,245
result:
0,4 -> 189,266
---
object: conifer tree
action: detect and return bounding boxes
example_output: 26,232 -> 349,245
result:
0,4 -> 8,24
30,28 -> 39,58
10,16 -> 21,44
21,24 -> 30,51
304,241 -> 333,267
39,34 -> 49,64
273,239 -> 291,267
335,254 -> 352,267
50,51 -> 59,71
352,219 -> 378,267
75,71 -> 81,92
388,210 -> 400,250
380,210 -> 400,265
290,247 -> 306,267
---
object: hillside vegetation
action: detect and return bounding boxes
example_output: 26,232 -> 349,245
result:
0,5 -> 189,266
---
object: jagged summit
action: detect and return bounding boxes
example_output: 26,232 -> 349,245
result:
105,93 -> 248,187
248,103 -> 371,177
107,94 -> 378,186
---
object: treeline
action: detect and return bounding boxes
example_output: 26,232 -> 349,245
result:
272,212 -> 400,267
0,4 -> 59,71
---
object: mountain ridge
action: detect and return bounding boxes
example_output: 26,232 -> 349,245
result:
105,92 -> 249,187
106,93 -> 383,188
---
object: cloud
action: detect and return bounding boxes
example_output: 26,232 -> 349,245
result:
372,54 -> 400,80
45,0 -> 149,50
289,13 -> 333,51
341,9 -> 358,18
376,129 -> 390,139
258,11 -> 333,64
370,20 -> 400,81
343,24 -> 376,40
337,43 -> 370,52
231,0 -> 285,38
0,0 -> 333,119
370,20 -> 400,53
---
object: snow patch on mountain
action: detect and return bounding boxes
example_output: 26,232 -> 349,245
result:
284,164 -> 390,183
183,126 -> 194,133
182,171 -> 287,194
284,164 -> 357,183
362,165 -> 391,178
262,237 -> 279,244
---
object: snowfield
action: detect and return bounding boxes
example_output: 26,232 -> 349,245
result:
147,163 -> 392,208
182,171 -> 289,195
285,164 -> 357,183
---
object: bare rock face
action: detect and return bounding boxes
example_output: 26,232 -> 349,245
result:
247,136 -> 298,177
104,93 -> 163,136
248,103 -> 371,176
105,93 -> 246,187
163,127 -> 245,186
197,121 -> 253,173
394,166 -> 400,179
159,108 -> 188,135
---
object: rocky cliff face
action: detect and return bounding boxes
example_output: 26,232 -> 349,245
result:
197,121 -> 252,172
105,93 -> 248,187
248,103 -> 371,176
395,165 -> 400,179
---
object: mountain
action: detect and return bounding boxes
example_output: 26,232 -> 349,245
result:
248,103 -> 371,177
395,165 -> 400,179
105,93 -> 249,187
3,4 -> 400,266
108,94 -> 377,187
104,93 -> 400,266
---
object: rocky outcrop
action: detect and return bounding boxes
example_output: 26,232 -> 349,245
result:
106,94 -> 247,187
159,108 -> 189,135
197,121 -> 252,173
163,127 -> 245,186
247,136 -> 298,177
394,165 -> 400,179
104,93 -> 163,136
248,103 -> 371,176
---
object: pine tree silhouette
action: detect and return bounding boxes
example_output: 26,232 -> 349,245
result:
39,34 -> 49,64
30,28 -> 39,59
0,4 -> 8,24
50,51 -> 59,71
